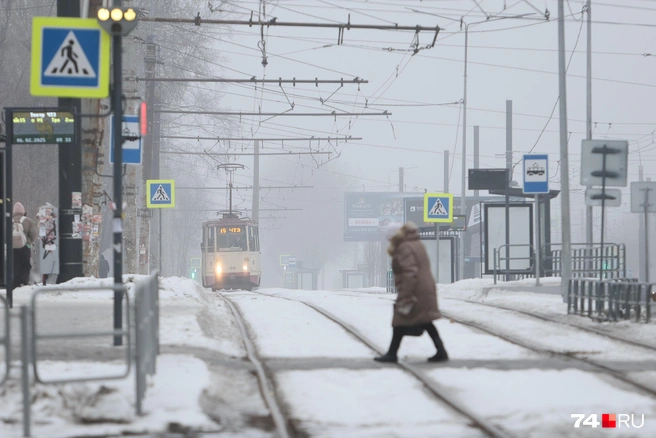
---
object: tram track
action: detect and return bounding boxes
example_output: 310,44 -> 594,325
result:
217,292 -> 295,438
438,308 -> 656,400
373,292 -> 656,356
443,297 -> 656,353
371,292 -> 656,398
247,291 -> 510,438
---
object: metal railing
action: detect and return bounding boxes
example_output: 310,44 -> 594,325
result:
544,243 -> 626,279
493,244 -> 534,284
386,270 -> 396,294
30,284 -> 132,384
568,278 -> 653,323
12,274 -> 162,437
135,272 -> 160,415
0,295 -> 8,386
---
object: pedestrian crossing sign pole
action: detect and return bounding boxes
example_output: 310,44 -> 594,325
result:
30,17 -> 110,98
147,180 -> 175,208
423,192 -> 453,286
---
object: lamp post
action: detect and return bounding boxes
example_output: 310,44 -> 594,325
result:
97,3 -> 139,346
459,13 -> 536,281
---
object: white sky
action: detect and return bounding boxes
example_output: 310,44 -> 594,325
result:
141,0 -> 656,280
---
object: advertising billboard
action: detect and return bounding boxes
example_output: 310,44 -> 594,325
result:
343,192 -> 420,241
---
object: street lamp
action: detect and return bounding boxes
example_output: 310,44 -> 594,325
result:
97,4 -> 140,346
460,13 -> 535,281
408,8 -> 539,280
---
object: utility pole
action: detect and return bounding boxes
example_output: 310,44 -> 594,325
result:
558,0 -> 573,299
505,100 -> 513,281
443,150 -> 449,192
253,140 -> 260,223
57,0 -> 83,283
585,0 -> 593,249
123,0 -> 138,275
473,126 -> 480,198
639,165 -> 646,281
81,0 -> 105,278
398,167 -> 404,192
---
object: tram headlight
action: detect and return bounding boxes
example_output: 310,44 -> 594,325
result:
215,264 -> 222,275
242,264 -> 248,271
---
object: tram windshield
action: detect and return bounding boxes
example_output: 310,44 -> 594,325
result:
217,226 -> 247,251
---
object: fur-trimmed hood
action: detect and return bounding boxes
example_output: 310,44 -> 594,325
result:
387,221 -> 420,256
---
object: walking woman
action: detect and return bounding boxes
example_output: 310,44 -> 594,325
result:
374,221 -> 449,363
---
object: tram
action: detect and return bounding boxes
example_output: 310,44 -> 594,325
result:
201,213 -> 261,291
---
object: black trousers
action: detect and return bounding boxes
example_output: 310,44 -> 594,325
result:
387,322 -> 446,355
13,246 -> 31,287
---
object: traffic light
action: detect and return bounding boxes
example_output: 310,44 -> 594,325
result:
97,7 -> 139,36
139,101 -> 147,136
191,268 -> 198,279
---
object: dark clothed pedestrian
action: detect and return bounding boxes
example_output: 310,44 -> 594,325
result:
12,202 -> 38,287
374,221 -> 449,363
99,254 -> 110,278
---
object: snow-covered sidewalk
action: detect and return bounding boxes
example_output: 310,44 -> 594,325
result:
0,276 -> 271,438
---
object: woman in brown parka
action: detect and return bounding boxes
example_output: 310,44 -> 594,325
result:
374,221 -> 449,363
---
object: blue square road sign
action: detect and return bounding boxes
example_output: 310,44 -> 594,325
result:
423,193 -> 453,223
147,180 -> 175,208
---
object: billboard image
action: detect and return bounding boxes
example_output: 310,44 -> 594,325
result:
344,192 -> 419,241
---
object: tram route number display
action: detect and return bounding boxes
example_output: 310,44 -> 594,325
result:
219,227 -> 242,233
10,109 -> 75,144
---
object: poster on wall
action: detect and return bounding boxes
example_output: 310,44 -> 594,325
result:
37,203 -> 59,275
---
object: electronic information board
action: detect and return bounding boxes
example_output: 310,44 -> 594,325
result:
11,109 -> 75,144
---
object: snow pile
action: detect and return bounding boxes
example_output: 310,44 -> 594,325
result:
0,355 -> 218,438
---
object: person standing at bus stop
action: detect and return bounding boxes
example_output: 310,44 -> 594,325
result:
374,221 -> 449,363
12,202 -> 38,287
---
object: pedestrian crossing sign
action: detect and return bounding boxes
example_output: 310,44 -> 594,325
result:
31,17 -> 110,98
423,193 -> 453,223
147,180 -> 175,209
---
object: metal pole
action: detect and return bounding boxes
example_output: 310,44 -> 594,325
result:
57,0 -> 83,283
505,100 -> 512,281
599,151 -> 607,281
460,25 -> 469,282
436,223 -> 440,284
644,188 -> 650,283
535,194 -> 541,286
158,209 -> 162,273
5,110 -> 13,308
558,0 -> 573,298
474,125 -> 481,278
253,140 -> 259,223
444,151 -> 449,192
585,0 -> 593,248
112,22 -> 124,346
399,167 -> 404,192
639,165 -> 645,280
21,306 -> 31,437
473,126 -> 480,198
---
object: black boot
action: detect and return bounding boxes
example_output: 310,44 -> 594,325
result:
374,352 -> 398,363
428,350 -> 449,363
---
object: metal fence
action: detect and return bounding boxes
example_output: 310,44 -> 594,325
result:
0,273 -> 162,437
30,284 -> 132,384
545,243 -> 626,279
386,270 -> 396,293
568,278 -> 654,323
493,244 -> 535,284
